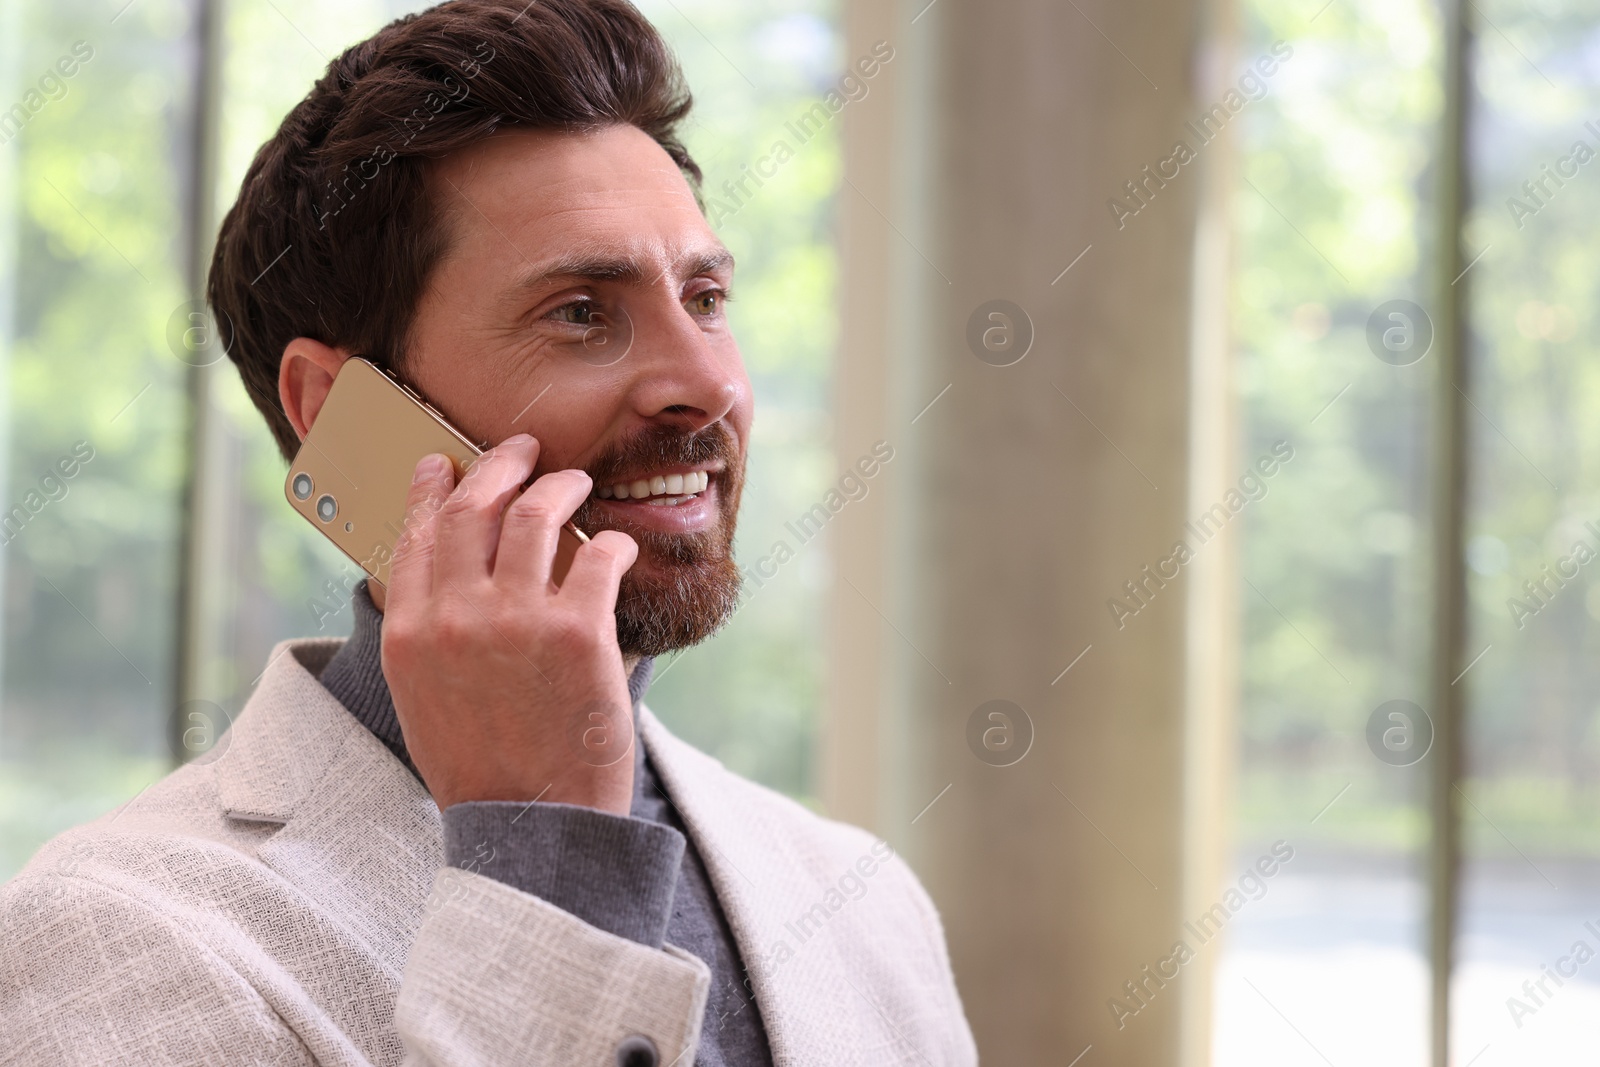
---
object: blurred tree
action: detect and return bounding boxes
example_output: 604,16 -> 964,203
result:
0,0 -> 843,876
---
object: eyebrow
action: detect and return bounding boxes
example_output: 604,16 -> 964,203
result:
509,246 -> 735,293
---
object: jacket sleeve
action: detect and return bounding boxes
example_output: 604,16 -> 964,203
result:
0,853 -> 709,1066
396,866 -> 710,1066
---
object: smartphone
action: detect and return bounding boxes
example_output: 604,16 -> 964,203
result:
284,357 -> 588,590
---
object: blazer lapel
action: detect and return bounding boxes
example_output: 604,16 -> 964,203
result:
639,707 -> 897,1066
215,638 -> 442,974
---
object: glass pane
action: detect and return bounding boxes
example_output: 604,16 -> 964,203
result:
0,0 -> 197,878
196,0 -> 443,740
1216,1 -> 1444,1062
1454,1 -> 1600,1061
0,0 -> 841,879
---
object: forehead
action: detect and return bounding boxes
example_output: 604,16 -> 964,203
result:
428,125 -> 718,270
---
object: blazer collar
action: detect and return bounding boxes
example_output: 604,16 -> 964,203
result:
215,637 -> 401,823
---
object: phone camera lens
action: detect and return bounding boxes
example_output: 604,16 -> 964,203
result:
291,472 -> 313,500
315,494 -> 337,523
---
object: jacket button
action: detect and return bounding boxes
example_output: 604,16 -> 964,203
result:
615,1035 -> 659,1067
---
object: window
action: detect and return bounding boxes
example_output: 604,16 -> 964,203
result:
0,0 -> 841,874
1221,0 -> 1600,1061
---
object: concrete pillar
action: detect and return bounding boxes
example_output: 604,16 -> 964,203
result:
826,0 -> 1235,1063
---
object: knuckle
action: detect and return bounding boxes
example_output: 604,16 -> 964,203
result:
485,601 -> 528,638
432,610 -> 476,653
392,522 -> 433,560
440,487 -> 493,520
405,474 -> 440,503
408,487 -> 448,520
382,620 -> 422,660
505,495 -> 560,527
582,543 -> 620,569
583,537 -> 631,569
541,609 -> 591,650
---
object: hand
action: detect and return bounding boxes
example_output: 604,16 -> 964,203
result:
379,433 -> 640,814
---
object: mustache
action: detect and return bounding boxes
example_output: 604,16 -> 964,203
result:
578,422 -> 738,486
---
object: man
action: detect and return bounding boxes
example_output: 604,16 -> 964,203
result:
0,1 -> 975,1064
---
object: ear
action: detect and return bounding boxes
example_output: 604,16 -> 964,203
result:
279,338 -> 352,442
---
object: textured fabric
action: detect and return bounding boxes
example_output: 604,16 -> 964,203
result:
0,637 -> 978,1065
322,580 -> 775,1066
440,800 -> 684,948
315,585 -> 412,770
397,869 -> 709,1065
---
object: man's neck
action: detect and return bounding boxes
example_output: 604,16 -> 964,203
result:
366,579 -> 643,678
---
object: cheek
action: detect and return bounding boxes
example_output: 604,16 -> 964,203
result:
414,335 -> 608,454
528,397 -> 625,473
524,369 -> 640,471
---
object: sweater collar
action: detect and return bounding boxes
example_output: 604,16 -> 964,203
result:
317,579 -> 654,772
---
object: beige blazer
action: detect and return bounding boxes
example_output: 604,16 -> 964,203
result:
0,638 -> 976,1066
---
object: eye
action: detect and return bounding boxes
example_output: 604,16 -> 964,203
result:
547,300 -> 595,326
686,289 -> 727,317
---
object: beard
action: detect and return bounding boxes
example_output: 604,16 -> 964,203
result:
568,422 -> 745,658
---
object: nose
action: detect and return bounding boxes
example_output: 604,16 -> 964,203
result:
629,303 -> 746,433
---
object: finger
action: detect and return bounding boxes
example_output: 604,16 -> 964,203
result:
555,529 -> 639,607
386,453 -> 456,609
494,469 -> 595,588
431,434 -> 539,589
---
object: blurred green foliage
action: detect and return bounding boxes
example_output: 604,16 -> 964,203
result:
0,0 -> 192,875
1236,0 -> 1600,864
0,0 -> 840,878
1459,0 -> 1600,859
1233,0 -> 1442,856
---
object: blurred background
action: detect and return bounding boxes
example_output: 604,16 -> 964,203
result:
1,0 -> 1596,1063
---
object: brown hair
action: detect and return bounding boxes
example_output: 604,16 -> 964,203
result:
207,0 -> 701,462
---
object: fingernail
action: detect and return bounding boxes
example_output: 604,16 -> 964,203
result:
415,454 -> 449,482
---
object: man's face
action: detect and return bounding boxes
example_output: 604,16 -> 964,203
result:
403,125 -> 752,656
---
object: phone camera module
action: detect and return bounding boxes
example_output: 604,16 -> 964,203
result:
291,472 -> 314,500
315,494 -> 338,523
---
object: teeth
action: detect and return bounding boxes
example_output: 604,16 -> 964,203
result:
603,470 -> 710,502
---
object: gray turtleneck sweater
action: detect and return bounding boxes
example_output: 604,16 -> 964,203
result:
316,580 -> 772,1066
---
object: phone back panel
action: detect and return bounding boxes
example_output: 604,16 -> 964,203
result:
284,358 -> 482,589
